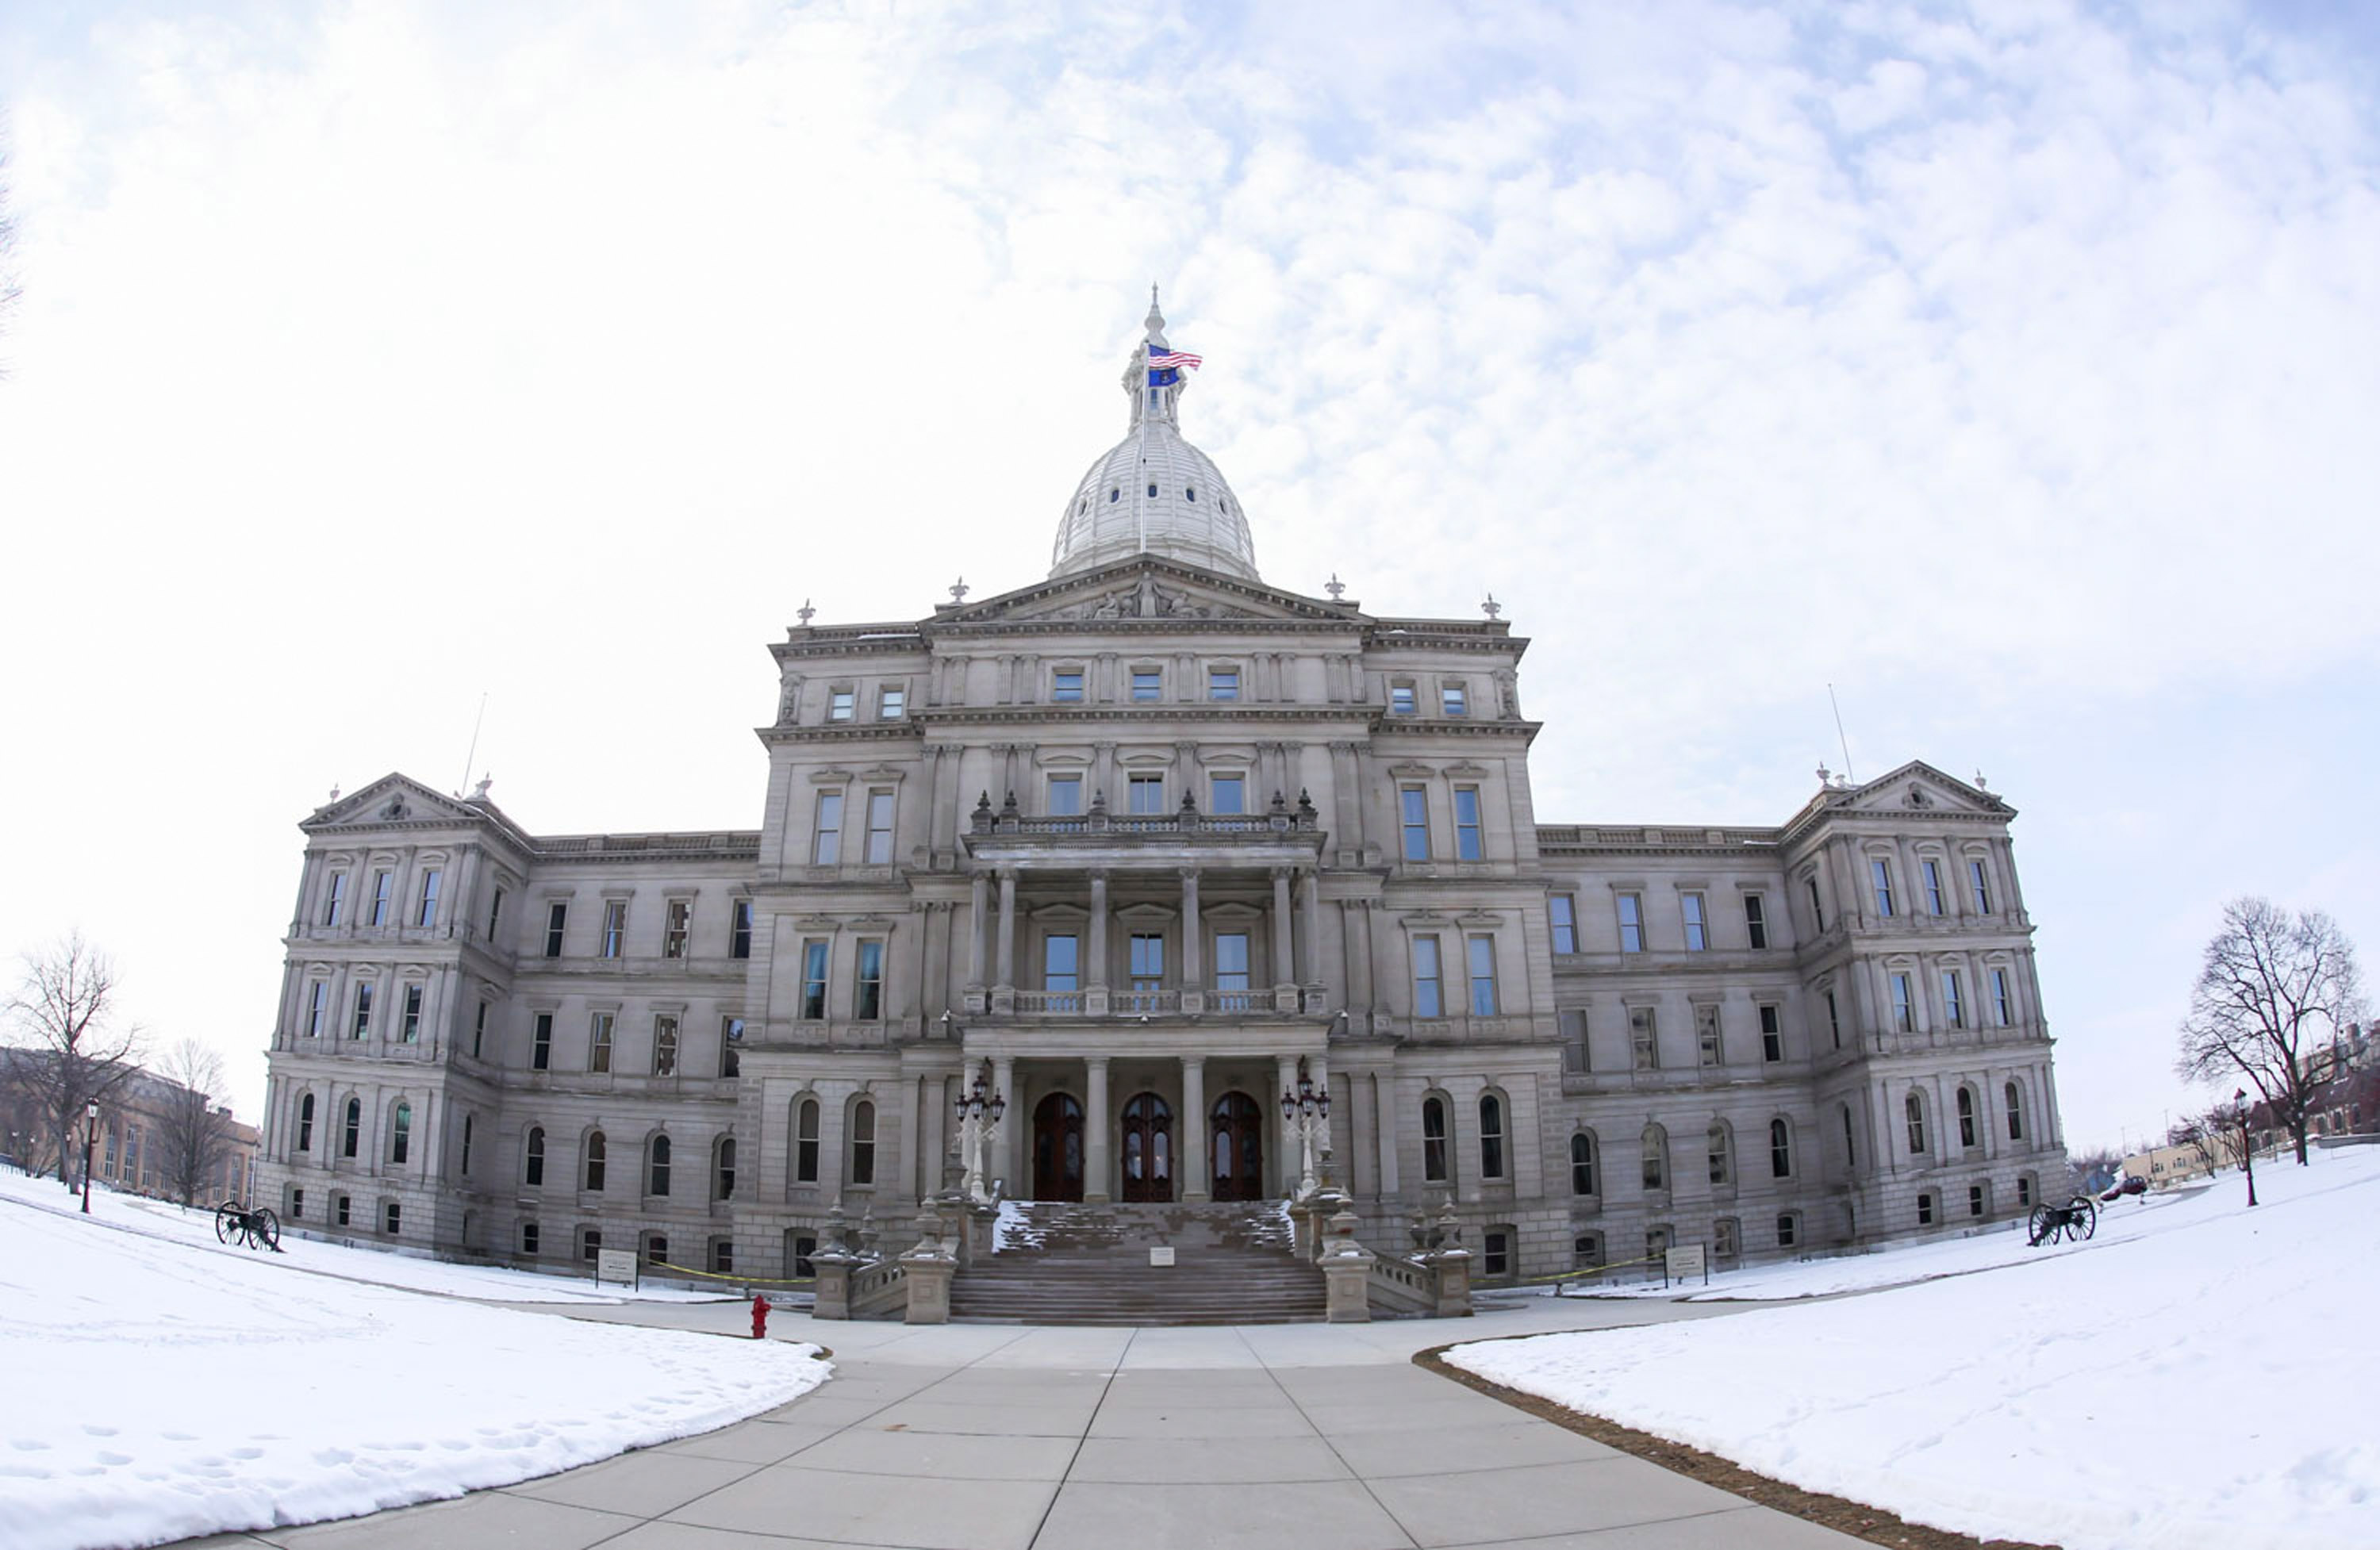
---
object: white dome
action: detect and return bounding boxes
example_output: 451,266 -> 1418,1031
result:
1050,294 -> 1260,582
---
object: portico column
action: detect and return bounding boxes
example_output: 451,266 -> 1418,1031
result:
1271,869 -> 1295,999
1298,868 -> 1322,989
1087,871 -> 1111,1014
992,1055 -> 1019,1195
1276,1053 -> 1299,1197
1180,1057 -> 1208,1202
1180,869 -> 1203,1011
1372,1070 -> 1400,1199
993,869 -> 1018,1010
967,873 -> 989,993
1084,1057 -> 1111,1203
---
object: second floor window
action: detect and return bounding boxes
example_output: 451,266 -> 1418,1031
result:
1467,935 -> 1498,1015
720,1017 -> 743,1079
601,900 -> 627,958
800,941 -> 830,1019
401,984 -> 424,1044
1923,859 -> 1947,915
652,1016 -> 679,1076
1871,859 -> 1895,917
1942,970 -> 1965,1027
370,871 -> 392,927
524,1126 -> 545,1187
322,872 -> 346,926
1047,776 -> 1083,816
1400,787 -> 1430,861
1478,1094 -> 1505,1178
589,1012 -> 616,1073
1454,787 -> 1484,861
854,940 -> 885,1020
416,869 -> 441,927
730,900 -> 754,959
1695,1003 -> 1722,1066
1411,936 -> 1442,1018
1617,892 -> 1644,953
1044,934 -> 1080,993
305,982 -> 327,1038
1759,1003 -> 1783,1062
1549,893 -> 1576,954
532,1012 -> 552,1071
794,1099 -> 820,1183
1630,1006 -> 1657,1069
351,982 -> 373,1039
545,901 -> 567,957
390,1102 -> 412,1164
663,900 -> 690,958
1891,973 -> 1915,1033
865,790 -> 896,862
813,792 -> 843,865
1128,774 -> 1165,814
1992,968 -> 2014,1026
1422,1095 -> 1449,1182
584,1132 -> 607,1191
1957,1088 -> 1979,1149
1970,859 -> 1994,914
1130,934 -> 1164,989
1211,774 -> 1246,815
1215,933 -> 1250,993
1745,892 -> 1768,949
1681,892 -> 1707,951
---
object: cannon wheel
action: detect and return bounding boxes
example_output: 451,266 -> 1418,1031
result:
2027,1203 -> 2055,1246
2071,1197 -> 2098,1241
214,1202 -> 241,1245
251,1207 -> 282,1253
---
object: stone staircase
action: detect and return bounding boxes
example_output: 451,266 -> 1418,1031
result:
948,1201 -> 1328,1326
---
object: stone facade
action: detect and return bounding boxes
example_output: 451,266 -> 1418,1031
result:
255,304 -> 2065,1285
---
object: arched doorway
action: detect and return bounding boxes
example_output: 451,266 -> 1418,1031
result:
1032,1092 -> 1085,1202
1120,1092 -> 1173,1203
1210,1092 -> 1265,1202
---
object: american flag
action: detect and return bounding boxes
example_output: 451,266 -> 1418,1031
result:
1148,348 -> 1202,370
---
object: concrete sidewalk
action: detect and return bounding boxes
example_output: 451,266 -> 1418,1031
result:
175,1302 -> 1862,1550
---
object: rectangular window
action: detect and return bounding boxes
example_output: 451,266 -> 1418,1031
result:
1630,1007 -> 1658,1069
1210,774 -> 1245,815
1744,892 -> 1768,950
828,689 -> 854,721
1871,859 -> 1895,917
1681,892 -> 1707,951
1942,970 -> 1965,1028
1969,859 -> 1993,915
878,686 -> 905,719
1390,682 -> 1417,716
1044,934 -> 1080,993
351,981 -> 374,1039
800,941 -> 830,1019
370,870 -> 392,927
1891,972 -> 1915,1033
1806,877 -> 1825,932
1617,892 -> 1644,953
532,1012 -> 553,1071
1923,859 -> 1947,916
1917,1192 -> 1935,1226
652,1015 -> 679,1076
1131,669 -> 1162,701
545,901 -> 568,957
589,1012 -> 615,1073
720,1016 -> 743,1079
473,1000 -> 489,1059
1400,786 -> 1430,860
385,1203 -> 401,1236
521,1222 -> 539,1256
1215,934 -> 1251,993
601,900 -> 627,958
1991,968 -> 2013,1026
1411,937 -> 1442,1019
1466,935 -> 1498,1016
1207,668 -> 1239,701
336,1194 -> 351,1227
1695,1004 -> 1722,1067
305,982 -> 327,1038
1482,1230 -> 1509,1277
1127,774 -> 1165,814
1051,669 -> 1085,702
812,792 -> 844,865
580,1228 -> 601,1262
417,869 -> 442,927
1777,1213 -> 1797,1249
1441,684 -> 1467,716
1969,1184 -> 1986,1218
1549,894 -> 1577,955
730,900 -> 754,959
1562,1008 -> 1590,1069
663,899 -> 691,958
710,1239 -> 734,1274
1759,1003 -> 1783,1063
1825,990 -> 1842,1048
290,1188 -> 304,1219
864,790 -> 895,862
1453,787 -> 1484,861
322,872 -> 347,927
1129,934 -> 1165,990
1046,776 -> 1083,816
854,939 -> 885,1020
850,1105 -> 876,1186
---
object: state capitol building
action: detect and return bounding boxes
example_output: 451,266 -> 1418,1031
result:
255,296 -> 2067,1293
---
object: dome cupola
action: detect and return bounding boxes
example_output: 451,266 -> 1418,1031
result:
1050,290 -> 1260,581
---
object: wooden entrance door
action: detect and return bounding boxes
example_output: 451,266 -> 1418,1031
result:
1209,1092 -> 1265,1202
1032,1092 -> 1084,1202
1120,1092 -> 1173,1203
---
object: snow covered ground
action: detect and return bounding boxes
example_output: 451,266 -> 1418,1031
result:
1449,1145 -> 2380,1550
0,1173 -> 829,1550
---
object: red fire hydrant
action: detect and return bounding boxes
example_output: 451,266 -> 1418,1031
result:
750,1293 -> 771,1341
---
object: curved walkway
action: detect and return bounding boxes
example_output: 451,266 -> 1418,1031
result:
172,1296 -> 1861,1550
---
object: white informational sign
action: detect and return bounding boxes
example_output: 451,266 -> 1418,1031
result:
595,1248 -> 640,1288
1664,1244 -> 1707,1285
1148,1246 -> 1176,1267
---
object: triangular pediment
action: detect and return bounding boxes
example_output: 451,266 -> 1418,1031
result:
935,557 -> 1354,627
302,773 -> 487,832
1838,762 -> 2008,816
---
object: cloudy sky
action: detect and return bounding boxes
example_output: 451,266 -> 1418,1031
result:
2,1 -> 2374,1156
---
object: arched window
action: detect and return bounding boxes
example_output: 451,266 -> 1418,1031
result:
390,1101 -> 412,1164
2004,1081 -> 2025,1141
647,1134 -> 672,1197
715,1136 -> 737,1201
1641,1124 -> 1668,1191
1769,1118 -> 1792,1179
850,1100 -> 877,1187
1421,1095 -> 1449,1183
1569,1131 -> 1598,1195
1478,1093 -> 1506,1180
1905,1092 -> 1928,1156
794,1098 -> 820,1184
1956,1087 -> 1979,1149
525,1126 -> 546,1187
584,1130 -> 608,1192
342,1098 -> 361,1157
297,1092 -> 315,1153
1706,1122 -> 1733,1187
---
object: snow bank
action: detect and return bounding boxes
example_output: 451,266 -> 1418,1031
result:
0,1185 -> 828,1550
1449,1147 -> 2380,1550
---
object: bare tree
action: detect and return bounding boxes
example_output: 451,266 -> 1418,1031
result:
2175,898 -> 2367,1165
2,934 -> 144,1192
152,1038 -> 236,1207
2167,1111 -> 2222,1177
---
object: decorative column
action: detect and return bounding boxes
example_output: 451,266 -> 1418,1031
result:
1276,1053 -> 1299,1198
1271,868 -> 1296,1011
1180,869 -> 1204,1013
992,1055 -> 1019,1194
1084,1057 -> 1111,1203
1087,871 -> 1111,1015
1180,1056 -> 1208,1202
992,869 -> 1018,1014
1298,868 -> 1322,996
1373,1070 -> 1400,1198
966,873 -> 989,1012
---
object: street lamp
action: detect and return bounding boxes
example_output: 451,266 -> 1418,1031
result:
81,1101 -> 99,1214
1280,1062 -> 1331,1198
2232,1088 -> 2258,1208
953,1062 -> 1008,1205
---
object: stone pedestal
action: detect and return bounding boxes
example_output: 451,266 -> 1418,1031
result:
1426,1248 -> 1473,1318
810,1251 -> 854,1321
900,1250 -> 954,1324
1321,1207 -> 1373,1323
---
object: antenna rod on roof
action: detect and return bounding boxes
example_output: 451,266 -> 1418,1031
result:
1827,683 -> 1855,784
459,692 -> 489,798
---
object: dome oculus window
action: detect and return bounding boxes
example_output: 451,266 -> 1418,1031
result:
1147,483 -> 1158,497
1185,487 -> 1196,501
1109,489 -> 1119,503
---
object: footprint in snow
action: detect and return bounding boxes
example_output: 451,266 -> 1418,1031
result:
230,1447 -> 263,1459
162,1432 -> 198,1441
82,1425 -> 118,1437
9,1440 -> 49,1451
95,1452 -> 132,1467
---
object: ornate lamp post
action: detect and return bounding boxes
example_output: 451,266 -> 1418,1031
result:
81,1101 -> 99,1214
1280,1062 -> 1331,1198
954,1062 -> 1008,1205
2232,1088 -> 2258,1207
